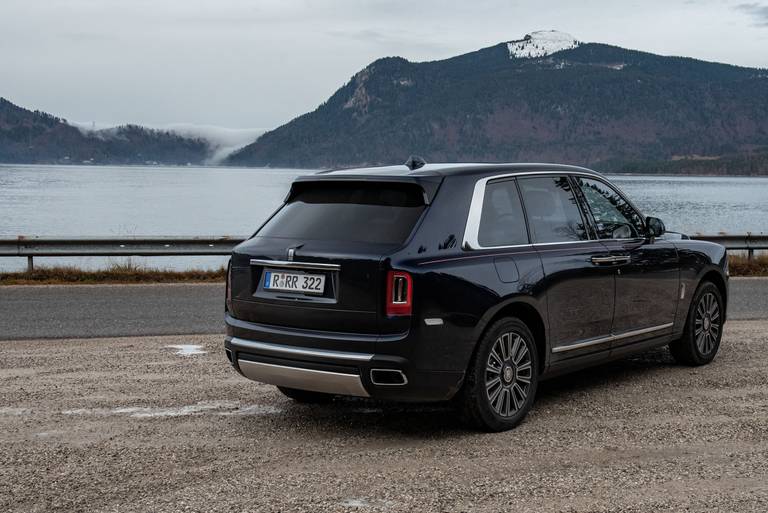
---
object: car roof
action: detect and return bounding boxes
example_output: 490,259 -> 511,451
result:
315,162 -> 605,179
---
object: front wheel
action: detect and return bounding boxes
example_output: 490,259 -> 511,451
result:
669,281 -> 724,366
457,318 -> 539,432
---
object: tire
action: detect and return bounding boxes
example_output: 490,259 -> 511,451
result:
669,281 -> 724,366
277,386 -> 334,404
457,317 -> 539,432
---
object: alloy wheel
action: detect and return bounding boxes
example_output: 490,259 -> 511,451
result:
694,291 -> 720,355
485,331 -> 532,417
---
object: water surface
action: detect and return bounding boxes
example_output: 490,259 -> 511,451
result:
1,164 -> 766,271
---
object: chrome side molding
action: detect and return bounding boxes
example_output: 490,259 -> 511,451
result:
552,322 -> 674,353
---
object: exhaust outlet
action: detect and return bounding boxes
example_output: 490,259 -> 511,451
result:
370,369 -> 408,386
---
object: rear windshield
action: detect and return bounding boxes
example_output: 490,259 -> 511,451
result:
257,182 -> 426,245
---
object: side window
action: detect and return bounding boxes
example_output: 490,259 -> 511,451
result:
478,179 -> 528,247
576,177 -> 645,239
518,176 -> 589,243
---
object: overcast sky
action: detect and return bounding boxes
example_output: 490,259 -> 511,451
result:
1,0 -> 767,130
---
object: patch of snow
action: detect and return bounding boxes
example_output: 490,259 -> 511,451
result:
507,30 -> 580,59
341,499 -> 371,508
113,401 -> 236,418
165,344 -> 207,357
219,404 -> 283,416
0,407 -> 30,416
59,401 -> 282,418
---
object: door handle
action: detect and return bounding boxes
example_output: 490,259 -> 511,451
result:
591,255 -> 631,265
591,256 -> 617,265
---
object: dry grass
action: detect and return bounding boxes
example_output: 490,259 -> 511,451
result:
728,253 -> 768,277
0,262 -> 226,285
1,253 -> 765,285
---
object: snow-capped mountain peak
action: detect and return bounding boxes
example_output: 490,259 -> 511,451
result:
507,30 -> 580,59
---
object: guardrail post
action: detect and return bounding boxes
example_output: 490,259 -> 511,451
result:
748,249 -> 755,261
27,256 -> 34,272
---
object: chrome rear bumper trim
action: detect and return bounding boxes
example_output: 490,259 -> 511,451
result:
237,359 -> 370,397
249,258 -> 341,271
228,336 -> 374,362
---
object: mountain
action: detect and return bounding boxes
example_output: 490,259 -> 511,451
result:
0,98 -> 210,165
227,31 -> 768,174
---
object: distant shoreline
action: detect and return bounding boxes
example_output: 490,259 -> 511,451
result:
1,162 -> 768,178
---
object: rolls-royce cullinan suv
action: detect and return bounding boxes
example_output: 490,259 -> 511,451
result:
224,160 -> 728,431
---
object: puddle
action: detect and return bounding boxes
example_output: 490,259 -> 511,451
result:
165,344 -> 207,357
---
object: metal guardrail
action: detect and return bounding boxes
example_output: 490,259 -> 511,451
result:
0,236 -> 247,271
0,234 -> 765,272
690,234 -> 768,260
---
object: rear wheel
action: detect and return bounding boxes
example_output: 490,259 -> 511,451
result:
457,318 -> 539,432
277,386 -> 334,404
669,281 -> 723,366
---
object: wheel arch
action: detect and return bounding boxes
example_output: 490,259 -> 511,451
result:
475,299 -> 548,375
699,268 -> 728,319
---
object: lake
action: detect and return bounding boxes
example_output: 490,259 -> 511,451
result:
1,164 -> 767,271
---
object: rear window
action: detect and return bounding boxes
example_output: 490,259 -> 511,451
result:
258,182 -> 426,245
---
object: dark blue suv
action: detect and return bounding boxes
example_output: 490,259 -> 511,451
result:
225,162 -> 728,431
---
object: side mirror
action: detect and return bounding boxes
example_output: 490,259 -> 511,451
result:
646,216 -> 666,238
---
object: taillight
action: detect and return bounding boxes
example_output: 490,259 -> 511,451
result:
225,260 -> 232,311
386,270 -> 412,316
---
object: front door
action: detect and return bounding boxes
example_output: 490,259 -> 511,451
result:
573,176 -> 679,343
517,175 -> 616,358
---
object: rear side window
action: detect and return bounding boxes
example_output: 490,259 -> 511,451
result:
258,182 -> 426,245
478,179 -> 528,247
518,176 -> 588,243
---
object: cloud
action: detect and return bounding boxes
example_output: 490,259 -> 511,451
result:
736,3 -> 768,26
325,28 -> 453,54
160,124 -> 266,164
70,121 -> 266,164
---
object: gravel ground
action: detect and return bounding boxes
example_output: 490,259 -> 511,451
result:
1,322 -> 767,512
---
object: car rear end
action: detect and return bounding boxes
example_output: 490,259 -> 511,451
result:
224,172 -> 458,401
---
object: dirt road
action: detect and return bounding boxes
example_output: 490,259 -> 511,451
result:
1,322 -> 767,512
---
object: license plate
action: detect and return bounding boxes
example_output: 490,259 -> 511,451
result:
263,270 -> 325,295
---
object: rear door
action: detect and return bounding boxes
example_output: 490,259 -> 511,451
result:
572,176 -> 679,344
517,175 -> 616,358
229,180 -> 428,336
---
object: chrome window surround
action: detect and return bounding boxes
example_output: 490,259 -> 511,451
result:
462,171 -> 647,251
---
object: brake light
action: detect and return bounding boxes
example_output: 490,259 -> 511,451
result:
386,270 -> 412,316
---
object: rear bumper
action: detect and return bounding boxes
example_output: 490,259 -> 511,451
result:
224,315 -> 463,402
237,359 -> 370,397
